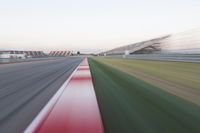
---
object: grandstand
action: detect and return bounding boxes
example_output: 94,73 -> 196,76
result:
103,35 -> 170,55
103,28 -> 200,55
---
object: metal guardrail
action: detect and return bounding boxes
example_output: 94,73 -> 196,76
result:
104,54 -> 200,63
0,57 -> 67,64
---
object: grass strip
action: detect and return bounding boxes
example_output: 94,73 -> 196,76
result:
93,57 -> 200,105
89,58 -> 200,133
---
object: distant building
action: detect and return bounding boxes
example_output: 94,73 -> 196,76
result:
0,51 -> 26,59
0,50 -> 46,59
49,51 -> 72,56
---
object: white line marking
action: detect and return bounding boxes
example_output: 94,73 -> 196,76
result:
24,61 -> 82,133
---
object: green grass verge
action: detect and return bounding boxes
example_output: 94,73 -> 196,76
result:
93,57 -> 200,105
95,57 -> 200,90
89,58 -> 200,133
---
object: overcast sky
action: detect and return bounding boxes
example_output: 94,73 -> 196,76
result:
0,0 -> 200,52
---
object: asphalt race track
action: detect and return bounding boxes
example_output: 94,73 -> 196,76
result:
0,57 -> 82,133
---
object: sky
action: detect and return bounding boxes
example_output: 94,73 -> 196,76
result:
0,0 -> 200,53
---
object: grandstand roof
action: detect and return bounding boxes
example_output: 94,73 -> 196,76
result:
103,35 -> 170,55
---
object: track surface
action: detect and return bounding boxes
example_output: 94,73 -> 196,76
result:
0,57 -> 82,133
